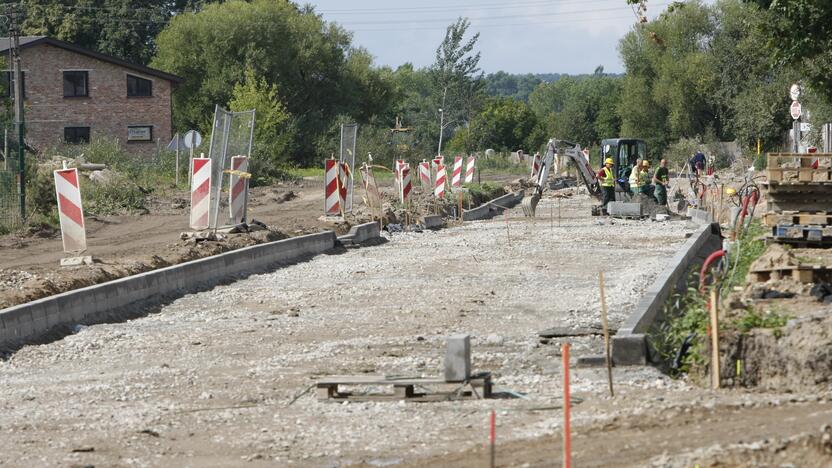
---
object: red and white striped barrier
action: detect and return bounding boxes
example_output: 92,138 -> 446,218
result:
394,159 -> 405,193
530,152 -> 542,180
325,158 -> 342,216
400,164 -> 412,203
190,158 -> 211,230
229,156 -> 249,224
54,168 -> 86,253
452,155 -> 463,188
419,160 -> 431,189
434,164 -> 447,198
465,155 -> 476,183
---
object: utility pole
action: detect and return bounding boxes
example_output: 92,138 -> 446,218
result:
7,5 -> 25,220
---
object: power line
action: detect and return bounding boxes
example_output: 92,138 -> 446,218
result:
315,0 -> 623,15
349,14 -> 638,32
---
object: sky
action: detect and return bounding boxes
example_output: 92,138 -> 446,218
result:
305,0 -> 700,75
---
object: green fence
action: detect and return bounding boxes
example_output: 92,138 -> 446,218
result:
0,164 -> 21,232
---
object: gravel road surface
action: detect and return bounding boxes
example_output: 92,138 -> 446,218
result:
1,194 -> 706,466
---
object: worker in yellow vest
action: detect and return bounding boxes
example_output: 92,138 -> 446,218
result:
596,158 -> 616,208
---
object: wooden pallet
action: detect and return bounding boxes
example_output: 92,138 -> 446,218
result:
750,265 -> 832,283
316,373 -> 493,402
767,153 -> 832,184
771,224 -> 832,243
764,211 -> 832,227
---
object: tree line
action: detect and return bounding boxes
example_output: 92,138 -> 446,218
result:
8,0 -> 832,173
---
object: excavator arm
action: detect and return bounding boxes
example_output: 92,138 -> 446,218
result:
522,138 -> 602,216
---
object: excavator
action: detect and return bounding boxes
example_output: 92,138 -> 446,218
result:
521,137 -> 649,217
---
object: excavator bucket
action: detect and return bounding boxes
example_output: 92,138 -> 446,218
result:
521,192 -> 541,217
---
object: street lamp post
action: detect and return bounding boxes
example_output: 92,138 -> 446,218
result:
437,108 -> 444,157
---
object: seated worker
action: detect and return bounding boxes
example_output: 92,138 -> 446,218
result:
628,158 -> 641,194
638,160 -> 654,197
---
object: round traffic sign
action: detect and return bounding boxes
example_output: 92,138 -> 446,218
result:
184,129 -> 202,149
789,84 -> 800,101
790,101 -> 802,120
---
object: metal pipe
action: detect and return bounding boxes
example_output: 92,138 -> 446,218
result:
699,249 -> 726,293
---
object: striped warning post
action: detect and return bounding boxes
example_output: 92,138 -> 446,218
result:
452,155 -> 463,188
419,160 -> 431,189
190,158 -> 211,230
325,158 -> 341,215
530,152 -> 542,180
465,155 -> 476,183
229,156 -> 249,224
434,164 -> 447,199
54,168 -> 87,253
400,164 -> 412,203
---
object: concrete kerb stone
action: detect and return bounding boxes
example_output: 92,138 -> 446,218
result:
0,231 -> 337,353
337,222 -> 381,246
462,190 -> 525,221
607,201 -> 643,218
422,215 -> 443,230
612,222 -> 723,366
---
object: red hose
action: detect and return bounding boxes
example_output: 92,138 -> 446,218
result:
699,249 -> 725,293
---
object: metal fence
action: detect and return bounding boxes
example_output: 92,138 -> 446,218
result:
0,139 -> 21,230
339,123 -> 357,212
207,105 -> 255,229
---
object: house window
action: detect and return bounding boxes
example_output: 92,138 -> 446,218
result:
127,74 -> 152,97
64,127 -> 90,144
63,71 -> 89,97
127,126 -> 153,142
2,71 -> 25,98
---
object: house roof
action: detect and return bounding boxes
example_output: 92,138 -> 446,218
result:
0,36 -> 183,83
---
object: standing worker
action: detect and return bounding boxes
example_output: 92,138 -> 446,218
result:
629,158 -> 641,194
638,160 -> 654,197
597,158 -> 616,210
653,158 -> 669,205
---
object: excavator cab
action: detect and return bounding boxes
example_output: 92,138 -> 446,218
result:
600,138 -> 648,199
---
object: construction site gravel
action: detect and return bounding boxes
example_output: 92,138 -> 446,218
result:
2,193 -> 831,467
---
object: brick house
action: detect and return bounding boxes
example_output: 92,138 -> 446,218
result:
0,36 -> 182,156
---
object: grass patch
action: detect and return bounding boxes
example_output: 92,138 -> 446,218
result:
733,308 -> 789,336
649,283 -> 710,375
723,220 -> 767,292
462,182 -> 506,206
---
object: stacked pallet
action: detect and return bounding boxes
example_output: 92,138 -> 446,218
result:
765,153 -> 832,247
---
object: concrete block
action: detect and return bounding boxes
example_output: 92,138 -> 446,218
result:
612,333 -> 647,366
687,207 -> 713,224
422,215 -> 443,229
60,256 -> 93,267
576,355 -> 608,368
607,201 -> 643,217
444,334 -> 471,382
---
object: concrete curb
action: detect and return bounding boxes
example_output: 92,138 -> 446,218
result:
612,223 -> 723,365
338,222 -> 381,245
462,190 -> 525,221
421,215 -> 444,230
0,231 -> 337,352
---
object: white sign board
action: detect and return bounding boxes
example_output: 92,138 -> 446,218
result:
127,126 -> 152,141
789,83 -> 801,101
184,129 -> 202,149
790,101 -> 802,120
800,122 -> 812,133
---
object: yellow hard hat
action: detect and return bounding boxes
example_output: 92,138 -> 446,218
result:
725,187 -> 737,196
605,158 -> 614,165
642,160 -> 650,167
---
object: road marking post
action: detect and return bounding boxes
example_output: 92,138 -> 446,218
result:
530,152 -> 541,180
562,342 -> 572,468
710,289 -> 720,389
229,156 -> 249,224
452,155 -> 463,188
190,158 -> 211,230
465,155 -> 476,183
489,409 -> 496,468
599,271 -> 614,397
324,158 -> 341,216
400,164 -> 412,204
434,164 -> 447,199
419,160 -> 431,190
54,168 -> 86,253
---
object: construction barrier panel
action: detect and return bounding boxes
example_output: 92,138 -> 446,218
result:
54,168 -> 86,253
325,158 -> 341,216
452,155 -> 463,188
400,164 -> 412,203
339,162 -> 351,213
190,158 -> 212,230
435,164 -> 447,199
530,153 -> 541,180
465,155 -> 476,183
419,161 -> 431,189
229,156 -> 249,224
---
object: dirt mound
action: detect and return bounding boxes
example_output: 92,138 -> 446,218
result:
719,313 -> 832,390
750,244 -> 797,272
0,228 -> 288,309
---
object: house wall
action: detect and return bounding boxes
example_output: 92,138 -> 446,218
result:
18,43 -> 173,157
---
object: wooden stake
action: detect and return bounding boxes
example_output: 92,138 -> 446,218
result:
504,210 -> 511,246
599,271 -> 614,397
710,289 -> 720,389
489,409 -> 496,468
562,342 -> 572,468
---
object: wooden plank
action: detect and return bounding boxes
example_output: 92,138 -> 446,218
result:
317,374 -> 491,387
799,214 -> 830,225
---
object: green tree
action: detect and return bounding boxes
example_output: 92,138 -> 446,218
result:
152,0 -> 394,165
15,0 -> 219,65
464,97 -> 543,152
228,69 -> 294,170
